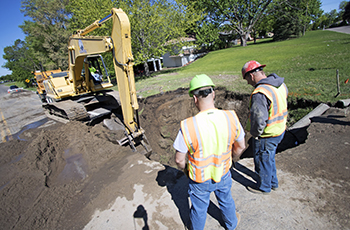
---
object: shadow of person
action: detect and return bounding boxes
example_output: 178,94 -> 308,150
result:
207,201 -> 226,228
240,136 -> 254,159
277,128 -> 306,152
133,205 -> 149,230
231,162 -> 259,188
156,165 -> 190,228
156,165 -> 229,229
241,130 -> 303,160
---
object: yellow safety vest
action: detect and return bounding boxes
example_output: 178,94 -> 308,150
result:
180,109 -> 241,183
89,67 -> 96,74
251,83 -> 288,137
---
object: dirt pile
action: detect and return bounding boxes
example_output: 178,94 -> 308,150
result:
0,120 -> 136,229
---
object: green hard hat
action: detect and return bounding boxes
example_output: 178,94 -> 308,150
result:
189,74 -> 215,97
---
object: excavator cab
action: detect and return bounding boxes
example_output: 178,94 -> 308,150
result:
81,55 -> 110,85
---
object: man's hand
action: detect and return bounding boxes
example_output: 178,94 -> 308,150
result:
175,151 -> 187,170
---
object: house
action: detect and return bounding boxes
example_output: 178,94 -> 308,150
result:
162,37 -> 205,68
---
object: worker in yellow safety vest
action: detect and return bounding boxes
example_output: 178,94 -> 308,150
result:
173,74 -> 246,230
89,63 -> 102,82
241,60 -> 288,195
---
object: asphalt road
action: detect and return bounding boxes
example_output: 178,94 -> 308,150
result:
0,84 -> 47,142
0,83 -> 9,96
326,25 -> 350,34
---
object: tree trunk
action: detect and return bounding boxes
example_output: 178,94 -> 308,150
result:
143,62 -> 150,76
239,37 -> 244,46
240,35 -> 247,47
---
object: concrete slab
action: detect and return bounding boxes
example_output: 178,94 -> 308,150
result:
288,103 -> 330,130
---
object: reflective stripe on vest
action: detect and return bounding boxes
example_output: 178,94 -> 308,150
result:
180,109 -> 240,183
251,83 -> 288,137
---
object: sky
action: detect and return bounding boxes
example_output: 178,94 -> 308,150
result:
0,0 -> 346,77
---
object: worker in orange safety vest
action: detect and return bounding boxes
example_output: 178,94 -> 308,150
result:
242,60 -> 288,195
173,74 -> 246,230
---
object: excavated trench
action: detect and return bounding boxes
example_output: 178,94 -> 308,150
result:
139,87 -> 250,167
138,87 -> 321,167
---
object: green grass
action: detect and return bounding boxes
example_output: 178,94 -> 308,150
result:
130,30 -> 350,104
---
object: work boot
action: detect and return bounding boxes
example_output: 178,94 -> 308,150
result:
246,186 -> 270,195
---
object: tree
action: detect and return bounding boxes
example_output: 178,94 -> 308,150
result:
339,1 -> 348,16
0,74 -> 13,82
193,21 -> 222,51
184,0 -> 273,47
300,0 -> 322,35
127,0 -> 198,75
342,1 -> 350,24
314,1 -> 348,29
2,39 -> 37,83
68,0 -> 198,76
20,0 -> 71,71
253,12 -> 275,41
273,0 -> 322,41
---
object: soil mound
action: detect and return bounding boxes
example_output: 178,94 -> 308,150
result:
0,120 -> 135,229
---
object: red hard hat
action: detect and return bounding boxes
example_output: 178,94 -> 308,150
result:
242,60 -> 266,78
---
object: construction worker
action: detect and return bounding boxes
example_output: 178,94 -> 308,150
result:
173,74 -> 246,230
242,60 -> 288,194
89,64 -> 102,82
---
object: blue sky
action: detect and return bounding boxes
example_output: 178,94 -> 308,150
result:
0,0 -> 346,77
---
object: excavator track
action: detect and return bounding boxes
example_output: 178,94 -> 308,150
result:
43,100 -> 90,122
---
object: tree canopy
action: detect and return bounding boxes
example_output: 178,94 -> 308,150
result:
185,0 -> 273,46
1,0 -> 347,81
273,0 -> 322,41
2,39 -> 36,82
342,1 -> 350,24
20,0 -> 71,71
68,0 -> 198,76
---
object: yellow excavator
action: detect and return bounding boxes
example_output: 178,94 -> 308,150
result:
41,8 -> 151,156
33,69 -> 62,103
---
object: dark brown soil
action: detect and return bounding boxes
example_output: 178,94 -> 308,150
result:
140,87 -> 251,166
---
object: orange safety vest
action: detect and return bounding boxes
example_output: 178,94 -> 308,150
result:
180,109 -> 241,183
250,83 -> 288,137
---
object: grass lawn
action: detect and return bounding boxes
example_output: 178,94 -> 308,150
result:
131,29 -> 350,105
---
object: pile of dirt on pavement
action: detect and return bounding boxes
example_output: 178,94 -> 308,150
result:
0,120 -> 137,229
1,88 -> 349,229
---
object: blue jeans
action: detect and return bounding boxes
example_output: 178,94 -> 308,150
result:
188,171 -> 238,230
253,132 -> 285,192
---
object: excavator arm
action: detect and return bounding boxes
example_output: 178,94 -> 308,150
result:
110,8 -> 141,136
73,8 -> 148,151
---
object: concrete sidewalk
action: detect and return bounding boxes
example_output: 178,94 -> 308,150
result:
82,154 -> 334,230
